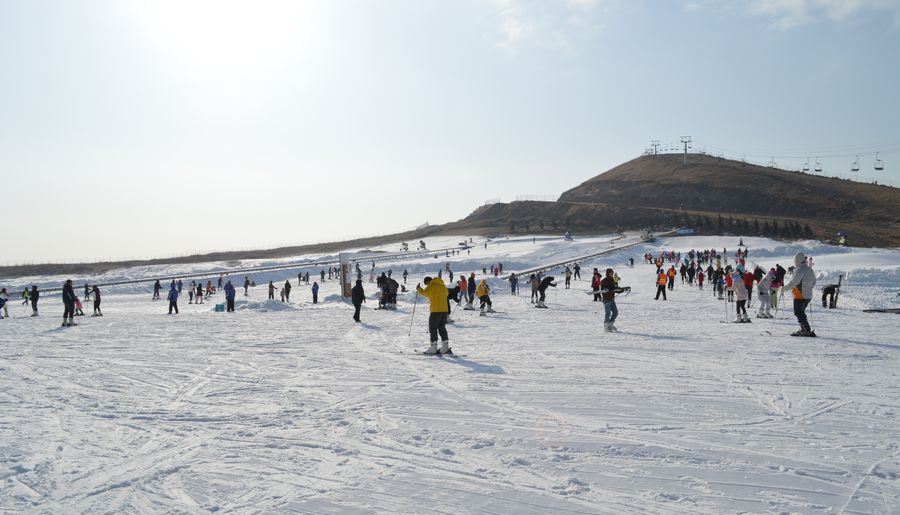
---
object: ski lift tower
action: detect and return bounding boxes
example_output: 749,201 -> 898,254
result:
680,136 -> 692,165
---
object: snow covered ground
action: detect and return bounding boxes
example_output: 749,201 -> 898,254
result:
2,235 -> 899,514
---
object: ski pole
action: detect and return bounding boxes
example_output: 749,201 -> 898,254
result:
407,291 -> 419,336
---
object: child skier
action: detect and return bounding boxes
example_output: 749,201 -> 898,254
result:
733,271 -> 750,322
476,279 -> 495,315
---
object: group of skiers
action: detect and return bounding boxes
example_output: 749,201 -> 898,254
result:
647,246 -> 818,336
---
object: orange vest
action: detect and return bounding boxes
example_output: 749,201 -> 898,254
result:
658,273 -> 667,285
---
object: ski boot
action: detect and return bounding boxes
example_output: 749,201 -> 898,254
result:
422,342 -> 439,355
439,341 -> 452,355
68,317 -> 77,327
609,323 -> 618,332
486,306 -> 496,314
743,314 -> 752,323
604,322 -> 612,332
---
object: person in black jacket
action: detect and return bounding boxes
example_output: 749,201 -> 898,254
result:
30,286 -> 40,316
153,280 -> 162,300
62,279 -> 77,327
536,276 -> 556,308
351,279 -> 365,322
90,286 -> 102,316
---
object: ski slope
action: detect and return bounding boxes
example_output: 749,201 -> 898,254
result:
2,235 -> 899,514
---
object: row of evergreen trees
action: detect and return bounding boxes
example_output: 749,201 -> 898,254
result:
507,208 -> 816,240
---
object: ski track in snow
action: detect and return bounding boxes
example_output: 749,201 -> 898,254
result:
1,234 -> 899,514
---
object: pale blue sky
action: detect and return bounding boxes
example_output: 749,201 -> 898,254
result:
2,0 -> 899,264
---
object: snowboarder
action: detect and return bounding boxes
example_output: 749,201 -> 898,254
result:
62,280 -> 77,326
600,268 -> 621,332
476,279 -> 495,314
783,252 -> 817,336
224,280 -> 236,312
416,276 -> 452,355
312,282 -> 319,304
168,283 -> 180,314
351,279 -> 365,322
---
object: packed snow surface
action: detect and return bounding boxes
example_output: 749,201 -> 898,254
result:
2,235 -> 899,513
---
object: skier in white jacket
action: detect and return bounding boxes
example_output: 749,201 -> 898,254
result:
756,269 -> 775,318
783,252 -> 817,336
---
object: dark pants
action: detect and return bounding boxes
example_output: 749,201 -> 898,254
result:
668,280 -> 674,291
94,299 -> 101,314
655,285 -> 667,300
31,299 -> 38,313
313,293 -> 318,304
592,288 -> 600,301
539,289 -> 547,302
574,270 -> 580,280
736,299 -> 747,316
479,295 -> 492,308
793,299 -> 811,331
63,301 -> 74,320
169,300 -> 179,314
822,287 -> 836,308
285,291 -> 290,301
565,277 -> 571,288
353,301 -> 362,321
269,291 -> 275,300
226,298 -> 235,312
428,312 -> 449,342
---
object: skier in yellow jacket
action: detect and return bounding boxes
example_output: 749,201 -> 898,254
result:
475,279 -> 495,315
416,276 -> 452,355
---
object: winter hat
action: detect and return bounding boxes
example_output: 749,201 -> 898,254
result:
794,252 -> 807,267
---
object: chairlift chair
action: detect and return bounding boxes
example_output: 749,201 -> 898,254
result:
814,157 -> 822,173
874,152 -> 884,171
851,155 -> 860,173
802,158 -> 810,172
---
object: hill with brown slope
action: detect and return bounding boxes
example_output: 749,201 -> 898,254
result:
559,154 -> 900,222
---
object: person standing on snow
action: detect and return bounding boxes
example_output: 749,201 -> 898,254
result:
467,272 -> 477,308
268,281 -> 277,300
62,279 -> 77,327
168,283 -> 180,314
564,267 -> 572,289
224,280 -> 236,312
733,271 -> 750,323
244,276 -> 251,296
416,276 -> 452,355
573,263 -> 581,280
654,269 -> 667,300
153,280 -> 162,300
756,269 -> 775,318
600,268 -> 621,332
508,273 -> 518,295
402,270 -> 409,284
0,288 -> 9,319
312,282 -> 319,304
284,280 -> 292,302
90,286 -> 102,316
591,269 -> 602,302
30,286 -> 40,316
783,252 -> 817,337
351,279 -> 365,322
195,282 -> 204,304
